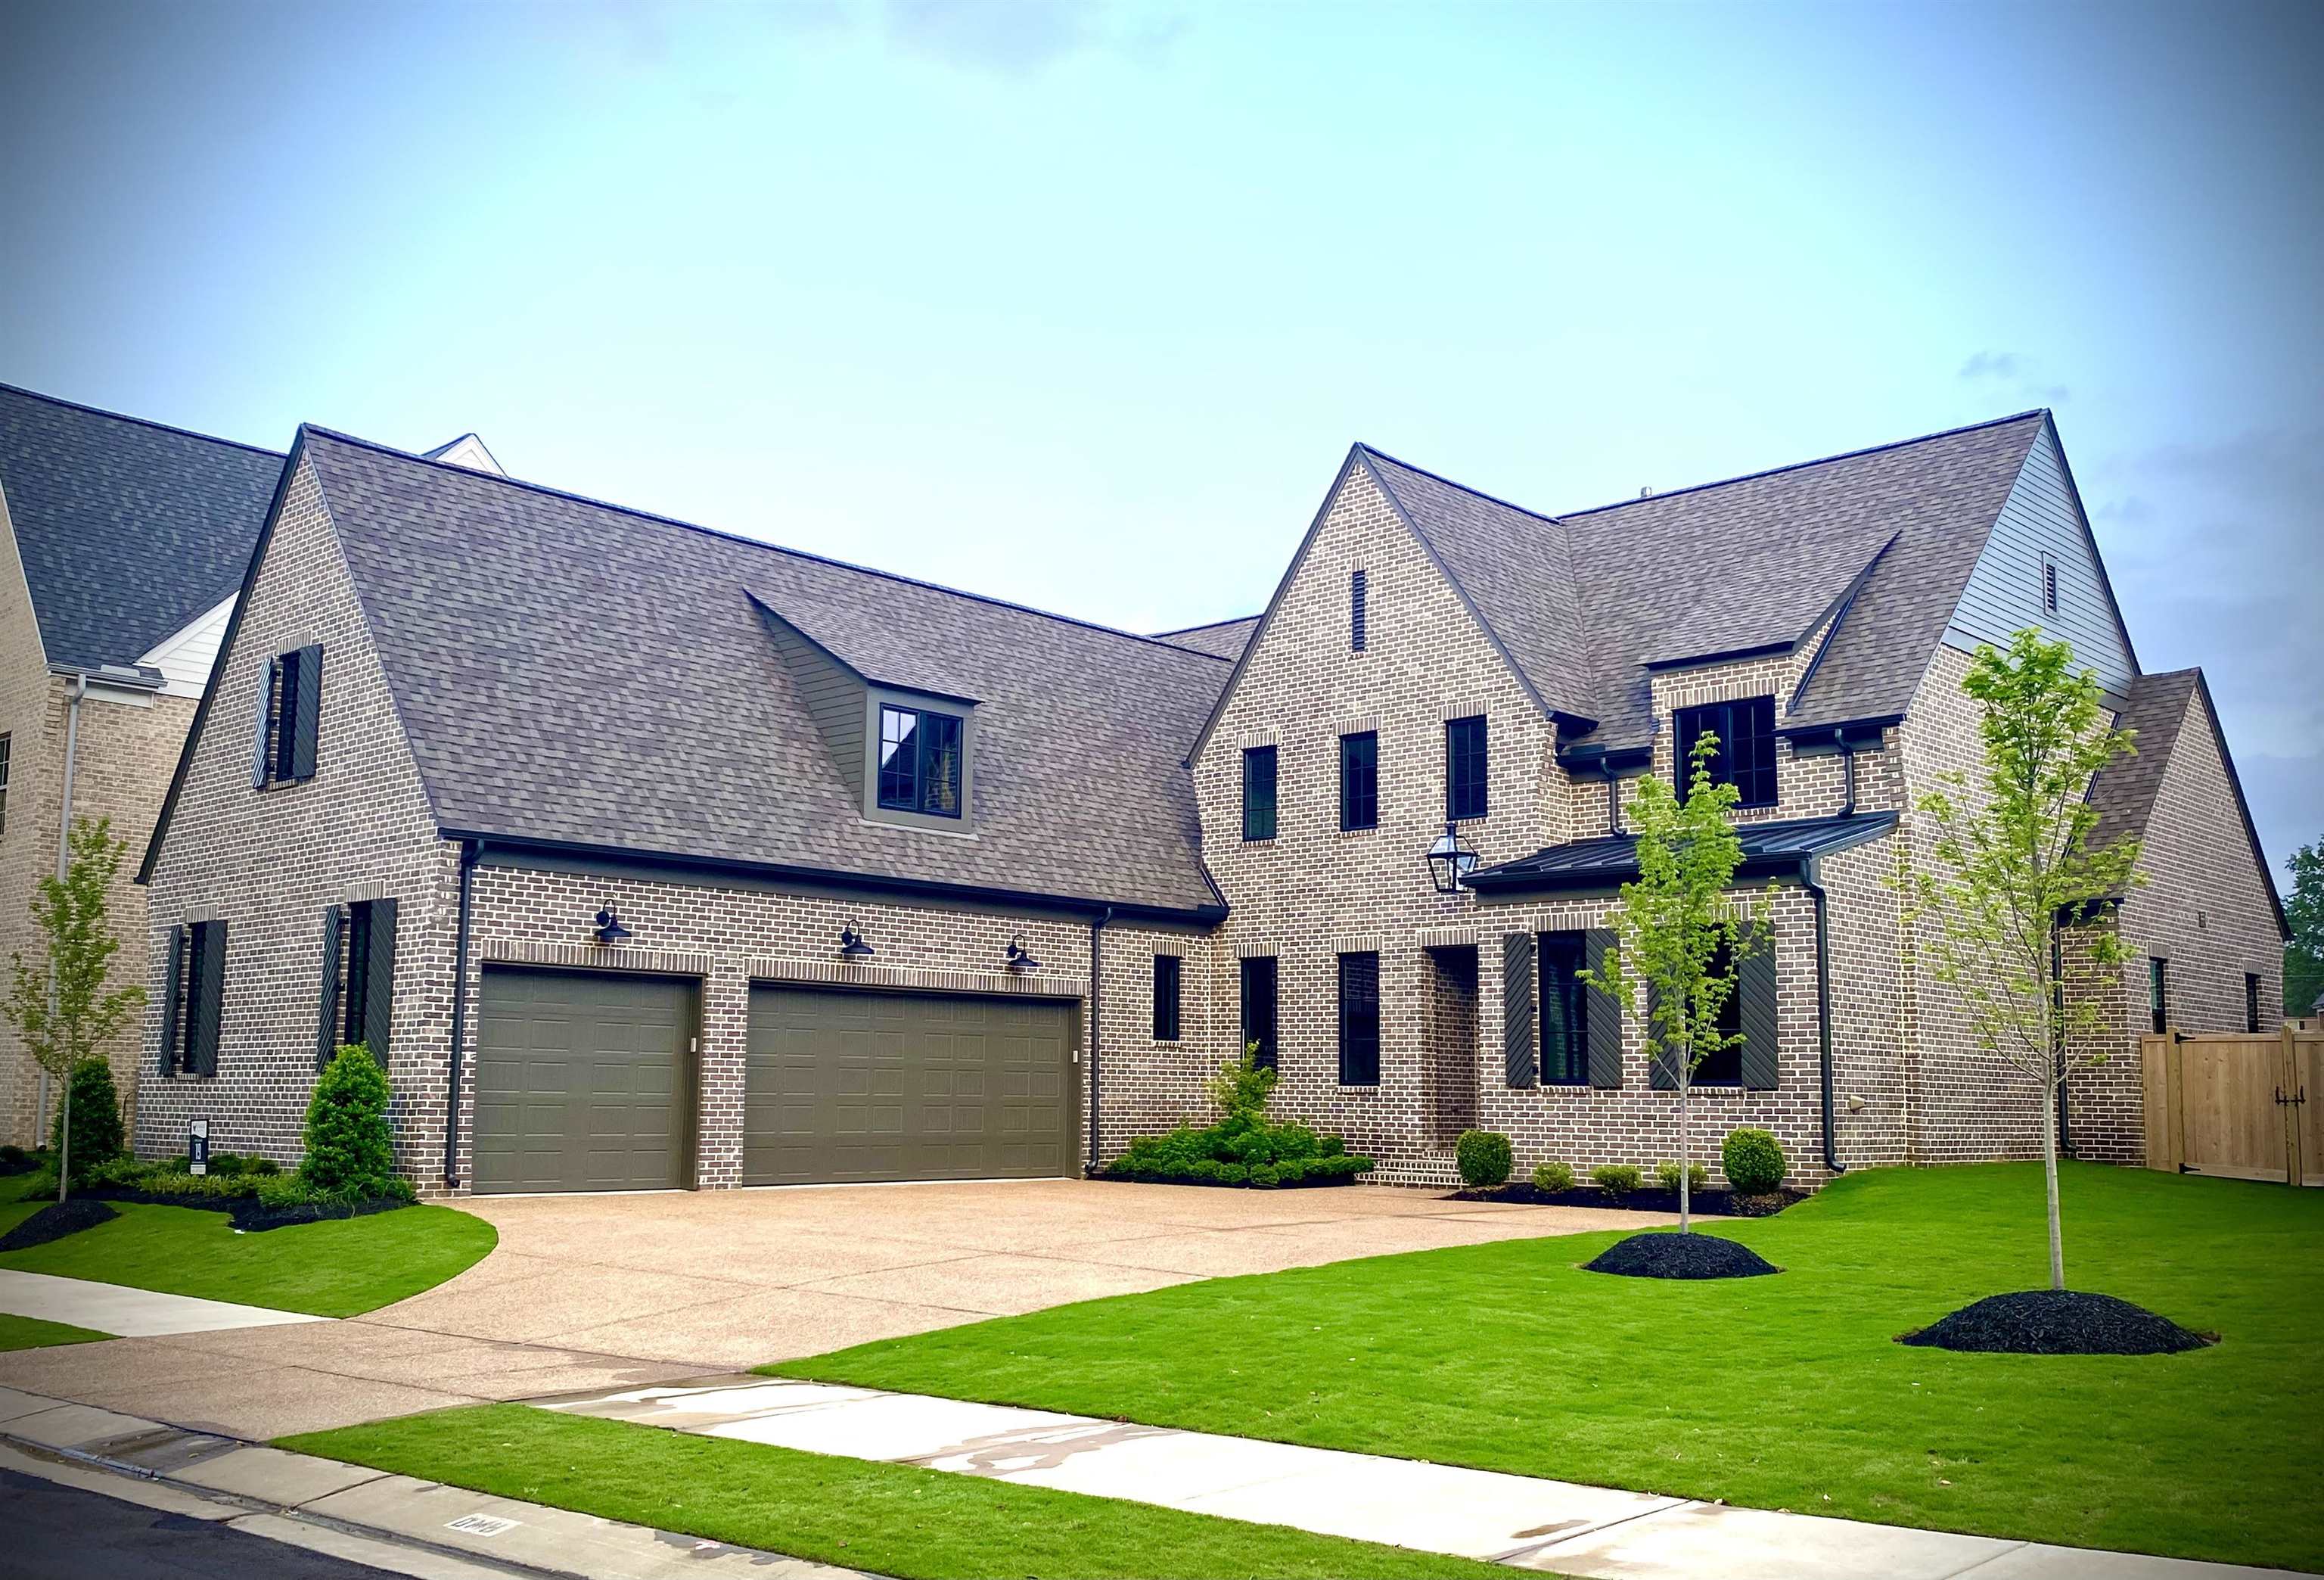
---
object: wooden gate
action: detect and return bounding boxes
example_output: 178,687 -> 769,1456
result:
2142,1028 -> 2320,1185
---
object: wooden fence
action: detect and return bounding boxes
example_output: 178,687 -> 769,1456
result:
2142,1028 -> 2322,1186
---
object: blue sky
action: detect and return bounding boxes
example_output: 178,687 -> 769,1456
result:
2,0 -> 2316,879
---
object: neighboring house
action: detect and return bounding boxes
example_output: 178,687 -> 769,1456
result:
135,411 -> 2285,1194
0,384 -> 282,1146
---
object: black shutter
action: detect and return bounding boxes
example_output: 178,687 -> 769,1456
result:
187,921 -> 226,1077
158,925 -> 187,1075
1502,932 -> 1536,1088
1583,929 -> 1623,1088
1738,923 -> 1779,1090
315,907 -> 344,1068
1647,983 -> 1678,1090
288,644 -> 323,781
359,898 -> 397,1063
250,658 -> 280,787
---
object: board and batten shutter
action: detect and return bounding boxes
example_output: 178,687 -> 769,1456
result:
250,657 -> 279,787
1738,923 -> 1780,1090
1583,929 -> 1623,1089
358,898 -> 397,1062
287,644 -> 323,782
1646,982 -> 1679,1090
315,906 -> 344,1068
1502,932 -> 1536,1088
186,921 -> 227,1077
158,925 -> 187,1075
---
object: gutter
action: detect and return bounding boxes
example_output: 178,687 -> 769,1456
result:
1804,856 -> 1845,1175
1086,907 -> 1113,1175
441,840 -> 480,1191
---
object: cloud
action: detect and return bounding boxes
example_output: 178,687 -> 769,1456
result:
881,1 -> 1188,76
1959,351 -> 2022,380
1956,351 -> 2068,406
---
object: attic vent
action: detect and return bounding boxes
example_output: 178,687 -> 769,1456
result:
2041,555 -> 2059,613
1350,569 -> 1368,653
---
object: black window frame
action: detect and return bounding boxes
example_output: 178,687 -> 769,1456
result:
2245,972 -> 2261,1035
2149,956 -> 2169,1035
1673,695 -> 1777,809
1337,950 -> 1381,1087
255,644 -> 323,788
1338,730 -> 1378,832
1692,939 -> 1745,1087
1151,953 -> 1183,1043
1444,714 -> 1488,823
162,918 -> 227,1078
1538,932 -> 1590,1086
877,704 -> 965,819
1350,568 -> 1368,652
1241,745 -> 1278,841
1239,955 -> 1279,1069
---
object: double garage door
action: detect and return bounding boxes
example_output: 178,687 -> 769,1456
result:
472,967 -> 1076,1195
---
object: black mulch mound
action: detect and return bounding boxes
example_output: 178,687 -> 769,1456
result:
0,1197 -> 119,1252
1899,1290 -> 2215,1355
0,1153 -> 39,1177
1583,1230 -> 1779,1280
1454,1183 -> 1804,1218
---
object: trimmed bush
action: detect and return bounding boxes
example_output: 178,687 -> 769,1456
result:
1656,1160 -> 1709,1194
302,1044 -> 398,1199
1592,1163 -> 1644,1197
1721,1127 -> 1788,1193
1104,1050 -> 1372,1189
1455,1130 -> 1513,1188
1530,1159 -> 1574,1193
49,1059 -> 126,1185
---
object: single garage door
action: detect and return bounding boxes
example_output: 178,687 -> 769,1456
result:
473,967 -> 695,1195
744,986 -> 1075,1185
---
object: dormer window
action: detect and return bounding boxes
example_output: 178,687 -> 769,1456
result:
878,705 -> 963,818
1673,695 -> 1776,808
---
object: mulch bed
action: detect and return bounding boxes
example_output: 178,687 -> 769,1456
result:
0,1197 -> 119,1252
1097,1171 -> 1364,1190
1899,1290 -> 2215,1355
0,1153 -> 40,1177
76,1186 -> 411,1234
1453,1182 -> 1804,1217
1583,1230 -> 1781,1280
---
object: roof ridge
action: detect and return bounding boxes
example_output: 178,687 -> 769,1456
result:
1353,443 -> 1570,529
1553,409 -> 2051,521
0,380 -> 283,460
297,425 -> 1225,664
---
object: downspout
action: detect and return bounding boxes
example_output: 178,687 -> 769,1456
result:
1086,905 -> 1114,1175
1804,856 -> 1844,1175
441,840 -> 480,1191
37,673 -> 89,1138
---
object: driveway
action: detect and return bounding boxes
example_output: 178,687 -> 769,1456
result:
0,1181 -> 1669,1439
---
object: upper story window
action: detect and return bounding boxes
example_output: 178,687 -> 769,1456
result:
253,645 -> 324,788
1445,714 -> 1488,822
1241,745 -> 1277,841
2041,554 -> 2059,613
1673,695 -> 1776,808
1151,954 -> 1182,1042
1339,730 -> 1378,832
1350,568 -> 1368,652
878,705 -> 963,818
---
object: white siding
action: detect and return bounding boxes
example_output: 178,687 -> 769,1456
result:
138,592 -> 237,698
1944,425 -> 2135,698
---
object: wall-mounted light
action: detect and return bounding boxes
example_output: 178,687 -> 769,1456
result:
839,925 -> 875,960
1425,822 -> 1480,894
1005,938 -> 1041,973
592,907 -> 632,944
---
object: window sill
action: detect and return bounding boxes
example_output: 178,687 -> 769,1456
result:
1337,824 -> 1378,837
1240,836 -> 1276,847
1337,1083 -> 1381,1093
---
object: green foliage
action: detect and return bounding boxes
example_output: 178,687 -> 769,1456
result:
1530,1159 -> 1574,1193
1206,1045 -> 1279,1121
301,1044 -> 398,1199
2285,838 -> 2324,1019
1591,1163 -> 1643,1196
1720,1127 -> 1788,1194
1655,1159 -> 1709,1193
1454,1130 -> 1512,1187
1108,1051 -> 1371,1187
48,1059 -> 125,1184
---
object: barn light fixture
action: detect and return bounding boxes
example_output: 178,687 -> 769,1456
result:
1005,938 -> 1041,973
1425,822 -> 1480,895
839,925 -> 875,960
592,907 -> 632,944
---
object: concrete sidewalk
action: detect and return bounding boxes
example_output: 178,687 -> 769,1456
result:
0,1270 -> 325,1337
544,1376 -> 2300,1580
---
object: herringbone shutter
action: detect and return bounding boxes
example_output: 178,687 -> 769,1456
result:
158,925 -> 186,1075
1502,932 -> 1536,1088
1738,924 -> 1780,1090
359,899 -> 397,1062
250,658 -> 279,787
288,644 -> 323,782
188,922 -> 226,1077
1647,984 -> 1679,1090
315,907 -> 343,1068
1583,930 -> 1623,1088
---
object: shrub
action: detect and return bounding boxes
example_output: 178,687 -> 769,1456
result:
301,1044 -> 397,1199
1455,1130 -> 1513,1188
1530,1159 -> 1574,1193
1105,1053 -> 1372,1189
1206,1045 -> 1278,1121
0,1144 -> 26,1166
1721,1127 -> 1788,1194
50,1059 -> 126,1184
1656,1160 -> 1709,1193
1592,1163 -> 1644,1196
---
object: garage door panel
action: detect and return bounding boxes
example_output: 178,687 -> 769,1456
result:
745,986 -> 1073,1186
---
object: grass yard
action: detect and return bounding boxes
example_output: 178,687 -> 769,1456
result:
771,1163 -> 2324,1573
283,1404 -> 1513,1580
0,1311 -> 110,1351
0,1201 -> 496,1317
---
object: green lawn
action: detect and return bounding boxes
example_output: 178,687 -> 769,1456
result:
770,1164 -> 2324,1573
0,1311 -> 110,1351
283,1404 -> 1513,1580
0,1201 -> 496,1317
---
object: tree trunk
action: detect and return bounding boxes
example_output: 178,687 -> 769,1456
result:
2041,1077 -> 2065,1291
57,1081 -> 71,1206
1678,1073 -> 1692,1233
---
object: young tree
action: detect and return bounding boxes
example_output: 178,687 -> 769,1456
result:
2284,839 -> 2324,1020
2,817 -> 146,1203
1583,731 -> 1761,1232
1906,630 -> 2140,1292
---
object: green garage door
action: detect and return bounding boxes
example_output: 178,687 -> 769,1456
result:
474,967 -> 695,1195
744,987 -> 1076,1186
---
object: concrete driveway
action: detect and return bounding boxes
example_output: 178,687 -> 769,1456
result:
0,1181 -> 1669,1439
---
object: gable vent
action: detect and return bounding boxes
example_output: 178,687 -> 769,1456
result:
1351,568 -> 1368,653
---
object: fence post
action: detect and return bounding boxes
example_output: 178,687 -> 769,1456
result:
2285,1022 -> 2302,1188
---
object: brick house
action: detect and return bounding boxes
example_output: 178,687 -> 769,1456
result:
134,411 -> 2285,1194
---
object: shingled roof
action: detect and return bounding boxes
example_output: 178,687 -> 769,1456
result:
295,429 -> 1230,919
0,383 -> 281,672
1152,615 -> 1259,661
